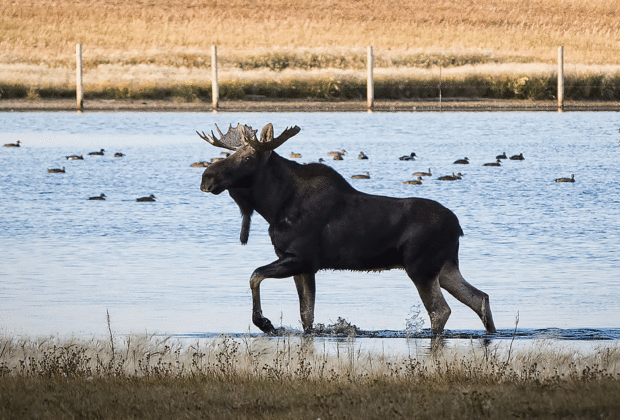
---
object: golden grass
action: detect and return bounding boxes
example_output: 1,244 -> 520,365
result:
2,0 -> 620,66
1,334 -> 620,418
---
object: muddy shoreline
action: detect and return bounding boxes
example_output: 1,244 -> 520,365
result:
2,98 -> 620,112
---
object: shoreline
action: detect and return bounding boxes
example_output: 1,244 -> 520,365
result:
2,98 -> 620,112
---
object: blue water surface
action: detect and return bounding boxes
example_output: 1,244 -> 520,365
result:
1,111 -> 619,341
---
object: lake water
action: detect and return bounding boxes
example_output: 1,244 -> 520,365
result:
1,110 -> 619,348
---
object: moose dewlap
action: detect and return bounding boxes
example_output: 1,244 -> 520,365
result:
198,123 -> 496,336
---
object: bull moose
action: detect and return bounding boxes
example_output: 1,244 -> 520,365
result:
198,123 -> 496,336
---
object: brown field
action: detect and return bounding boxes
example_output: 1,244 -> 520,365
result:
2,0 -> 620,105
2,0 -> 620,66
1,334 -> 620,418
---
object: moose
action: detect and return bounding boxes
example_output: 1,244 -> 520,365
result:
198,123 -> 496,336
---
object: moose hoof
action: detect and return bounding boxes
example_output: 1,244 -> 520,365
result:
253,314 -> 276,335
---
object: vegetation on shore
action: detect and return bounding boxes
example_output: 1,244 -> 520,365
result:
2,0 -> 620,103
1,333 -> 620,418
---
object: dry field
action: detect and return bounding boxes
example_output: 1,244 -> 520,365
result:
2,0 -> 620,104
2,0 -> 620,65
1,333 -> 620,418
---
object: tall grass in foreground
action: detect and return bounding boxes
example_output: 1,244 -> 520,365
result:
2,334 -> 619,418
2,333 -> 619,382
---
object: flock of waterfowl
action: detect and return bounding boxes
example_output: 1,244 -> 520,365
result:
3,141 -> 156,201
189,143 -> 578,185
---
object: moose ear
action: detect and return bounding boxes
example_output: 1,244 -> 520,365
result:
260,124 -> 274,142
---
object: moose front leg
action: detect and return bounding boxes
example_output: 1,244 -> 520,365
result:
294,273 -> 316,334
249,256 -> 308,334
250,271 -> 276,334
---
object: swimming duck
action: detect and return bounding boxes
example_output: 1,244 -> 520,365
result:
351,172 -> 370,179
136,194 -> 156,202
333,153 -> 344,160
399,152 -> 417,161
413,168 -> 432,177
190,161 -> 210,167
290,152 -> 302,158
483,159 -> 502,167
114,152 -> 124,157
437,173 -> 461,181
403,176 -> 423,185
3,140 -> 20,147
358,151 -> 369,160
88,193 -> 106,200
496,152 -> 507,159
555,174 -> 575,183
318,158 -> 325,163
88,149 -> 105,156
453,157 -> 469,164
509,153 -> 525,160
328,149 -> 346,157
66,154 -> 84,160
48,167 -> 65,173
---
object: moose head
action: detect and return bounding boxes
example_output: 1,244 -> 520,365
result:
197,123 -> 300,195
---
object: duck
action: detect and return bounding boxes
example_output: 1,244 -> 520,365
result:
555,174 -> 575,183
333,153 -> 344,161
483,159 -> 502,167
290,152 -> 302,158
496,152 -> 507,159
88,193 -> 106,200
351,172 -> 370,179
136,194 -> 156,202
403,176 -> 423,185
358,151 -> 369,160
48,167 -> 65,173
453,157 -> 469,164
190,161 -> 210,167
318,158 -> 325,163
399,152 -> 417,161
328,149 -> 346,157
66,154 -> 84,160
88,149 -> 105,156
114,152 -> 124,157
510,153 -> 525,160
437,173 -> 462,181
3,140 -> 20,147
413,168 -> 432,177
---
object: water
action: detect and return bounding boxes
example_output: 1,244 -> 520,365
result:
1,111 -> 620,346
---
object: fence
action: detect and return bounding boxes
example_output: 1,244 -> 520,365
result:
72,44 -> 570,111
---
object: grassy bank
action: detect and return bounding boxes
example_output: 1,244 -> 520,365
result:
2,1 -> 620,104
1,334 -> 620,418
3,70 -> 620,102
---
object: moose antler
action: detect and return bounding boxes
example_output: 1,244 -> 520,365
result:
244,124 -> 301,152
196,123 -> 256,150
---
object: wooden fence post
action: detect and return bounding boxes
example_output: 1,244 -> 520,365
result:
76,43 -> 83,109
439,65 -> 442,110
558,46 -> 564,111
212,45 -> 219,109
367,46 -> 374,109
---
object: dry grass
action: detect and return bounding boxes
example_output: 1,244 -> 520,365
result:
1,333 -> 620,418
2,0 -> 620,66
2,0 -> 620,103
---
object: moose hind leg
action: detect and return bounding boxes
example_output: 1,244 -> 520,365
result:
438,261 -> 496,333
407,268 -> 451,335
294,273 -> 316,334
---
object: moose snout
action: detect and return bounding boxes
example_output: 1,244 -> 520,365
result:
200,173 -> 223,194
